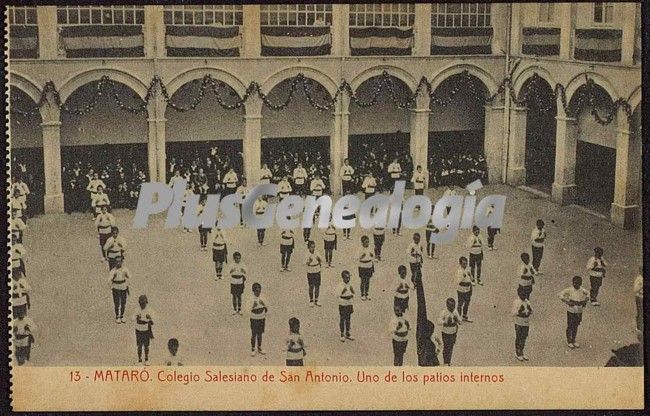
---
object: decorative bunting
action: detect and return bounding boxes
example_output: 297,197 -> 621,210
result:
261,26 -> 331,56
166,26 -> 241,57
521,27 -> 560,57
9,71 -> 635,127
431,27 -> 493,55
59,25 -> 144,58
574,29 -> 622,63
349,27 -> 413,56
9,25 -> 39,59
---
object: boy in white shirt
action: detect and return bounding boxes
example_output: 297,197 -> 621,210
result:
338,270 -> 355,342
248,283 -> 268,356
586,247 -> 607,306
558,276 -> 589,349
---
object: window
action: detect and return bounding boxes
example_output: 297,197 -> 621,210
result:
431,3 -> 491,28
163,5 -> 243,26
593,2 -> 614,24
56,6 -> 144,25
538,3 -> 555,24
260,4 -> 332,26
349,4 -> 415,28
8,6 -> 37,26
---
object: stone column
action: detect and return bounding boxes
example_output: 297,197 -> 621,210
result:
37,6 -> 59,59
244,95 -> 263,184
413,4 -> 432,56
559,3 -> 574,60
40,91 -> 64,213
510,3 -> 522,55
331,4 -> 349,56
147,84 -> 167,183
409,94 -> 431,175
242,5 -> 261,58
619,3 -> 637,65
484,104 -> 505,184
330,93 -> 350,195
551,102 -> 578,205
611,108 -> 641,228
490,3 -> 509,54
144,6 -> 165,58
506,106 -> 527,186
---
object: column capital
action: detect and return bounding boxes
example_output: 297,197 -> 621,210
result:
244,94 -> 263,118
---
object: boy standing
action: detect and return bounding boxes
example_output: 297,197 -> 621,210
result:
456,256 -> 473,322
280,229 -> 295,271
13,307 -> 36,366
133,295 -> 155,366
407,233 -> 424,283
305,241 -> 323,307
248,283 -> 268,356
211,228 -> 228,280
558,276 -> 589,349
103,227 -> 126,271
109,257 -> 130,323
394,265 -> 413,313
512,287 -> 533,361
586,247 -> 607,306
518,253 -> 537,300
95,206 -> 116,261
357,235 -> 376,301
439,298 -> 462,366
228,252 -> 247,315
390,305 -> 410,366
338,270 -> 355,342
531,219 -> 546,272
466,225 -> 485,285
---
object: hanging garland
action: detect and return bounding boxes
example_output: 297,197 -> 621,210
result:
11,71 -> 635,127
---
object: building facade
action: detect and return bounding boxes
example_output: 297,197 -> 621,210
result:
8,3 -> 643,228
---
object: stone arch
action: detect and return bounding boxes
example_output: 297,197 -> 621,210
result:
9,72 -> 42,104
512,65 -> 557,100
429,63 -> 499,97
565,72 -> 618,106
349,65 -> 417,93
261,65 -> 339,98
58,68 -> 149,103
165,67 -> 248,99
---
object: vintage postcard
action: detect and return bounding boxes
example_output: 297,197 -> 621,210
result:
6,2 -> 644,411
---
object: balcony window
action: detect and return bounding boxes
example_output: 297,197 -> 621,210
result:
538,3 -> 555,24
57,6 -> 144,25
593,2 -> 614,25
163,5 -> 243,26
260,4 -> 332,26
349,4 -> 414,27
432,3 -> 491,28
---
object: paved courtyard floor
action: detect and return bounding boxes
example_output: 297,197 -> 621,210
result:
15,185 -> 642,367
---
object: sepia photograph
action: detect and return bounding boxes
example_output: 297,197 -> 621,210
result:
6,1 -> 645,411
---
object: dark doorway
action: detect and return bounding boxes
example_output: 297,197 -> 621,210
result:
575,141 -> 615,215
521,77 -> 556,192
